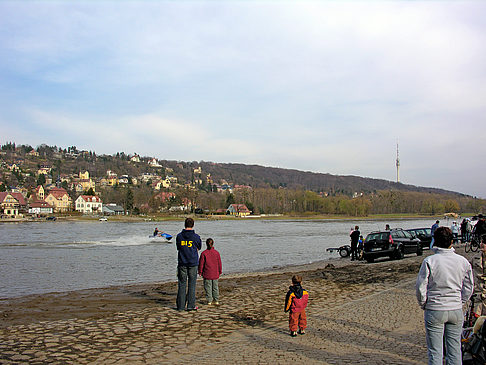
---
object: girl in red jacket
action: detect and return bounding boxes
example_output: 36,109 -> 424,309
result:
198,238 -> 222,305
284,275 -> 309,337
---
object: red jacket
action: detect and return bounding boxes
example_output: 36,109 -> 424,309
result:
198,248 -> 222,280
285,284 -> 309,313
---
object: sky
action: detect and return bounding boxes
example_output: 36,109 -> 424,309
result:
1,1 -> 485,198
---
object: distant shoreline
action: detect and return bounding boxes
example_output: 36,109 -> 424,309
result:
0,212 -> 459,224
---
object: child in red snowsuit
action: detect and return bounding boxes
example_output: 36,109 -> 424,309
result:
284,275 -> 309,337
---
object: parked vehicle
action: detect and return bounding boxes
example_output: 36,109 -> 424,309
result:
46,216 -> 57,221
99,217 -> 108,221
363,228 -> 423,263
326,245 -> 351,258
405,228 -> 432,249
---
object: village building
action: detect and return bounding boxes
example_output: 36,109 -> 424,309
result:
226,204 -> 251,217
148,158 -> 161,167
37,165 -> 51,176
102,203 -> 125,215
75,195 -> 103,214
45,187 -> 72,213
28,201 -> 54,215
130,154 -> 141,163
0,192 -> 26,217
34,185 -> 45,201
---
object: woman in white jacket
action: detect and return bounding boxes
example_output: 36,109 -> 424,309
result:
416,226 -> 474,365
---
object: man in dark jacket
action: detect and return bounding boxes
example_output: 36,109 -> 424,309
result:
474,214 -> 486,238
350,226 -> 360,261
176,217 -> 202,311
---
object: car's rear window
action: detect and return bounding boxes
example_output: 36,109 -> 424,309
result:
392,230 -> 405,238
365,232 -> 388,241
403,230 -> 413,239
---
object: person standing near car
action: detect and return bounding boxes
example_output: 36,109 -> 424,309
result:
429,220 -> 439,249
349,226 -> 360,261
176,217 -> 202,311
416,226 -> 474,365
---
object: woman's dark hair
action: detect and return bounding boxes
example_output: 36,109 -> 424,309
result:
434,226 -> 453,248
206,238 -> 214,249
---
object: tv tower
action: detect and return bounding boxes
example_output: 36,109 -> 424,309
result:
396,141 -> 400,183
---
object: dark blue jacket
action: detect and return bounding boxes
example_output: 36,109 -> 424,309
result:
176,229 -> 202,267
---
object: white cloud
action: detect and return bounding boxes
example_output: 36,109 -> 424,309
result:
1,1 -> 485,197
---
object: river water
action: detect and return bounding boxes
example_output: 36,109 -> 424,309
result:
0,218 -> 439,298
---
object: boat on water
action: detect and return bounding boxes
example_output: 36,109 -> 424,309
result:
149,232 -> 173,242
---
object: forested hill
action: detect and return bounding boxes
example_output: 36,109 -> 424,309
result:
0,142 -> 466,198
195,162 -> 464,197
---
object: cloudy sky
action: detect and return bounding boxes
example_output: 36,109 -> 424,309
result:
1,1 -> 485,197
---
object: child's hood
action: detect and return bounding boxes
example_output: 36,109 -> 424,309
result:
289,283 -> 304,299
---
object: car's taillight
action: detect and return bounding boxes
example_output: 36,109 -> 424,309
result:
389,235 -> 394,244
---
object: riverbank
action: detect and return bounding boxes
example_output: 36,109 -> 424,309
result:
0,211 -> 457,224
1,248 -> 475,364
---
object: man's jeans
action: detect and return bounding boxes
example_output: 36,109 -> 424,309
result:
203,279 -> 219,303
176,265 -> 198,310
424,309 -> 463,365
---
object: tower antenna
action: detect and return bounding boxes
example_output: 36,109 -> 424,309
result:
396,140 -> 400,183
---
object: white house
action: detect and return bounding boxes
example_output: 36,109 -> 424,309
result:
29,201 -> 53,215
75,195 -> 103,214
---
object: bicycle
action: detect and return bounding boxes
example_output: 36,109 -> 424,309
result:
462,294 -> 478,362
465,233 -> 483,253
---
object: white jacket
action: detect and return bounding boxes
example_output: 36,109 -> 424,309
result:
416,247 -> 474,311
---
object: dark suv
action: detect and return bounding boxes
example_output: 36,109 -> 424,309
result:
363,228 -> 423,263
405,228 -> 432,249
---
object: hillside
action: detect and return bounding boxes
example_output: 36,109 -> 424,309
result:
194,162 -> 463,197
1,142 -> 483,217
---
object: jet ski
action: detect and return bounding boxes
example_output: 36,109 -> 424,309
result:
149,232 -> 173,242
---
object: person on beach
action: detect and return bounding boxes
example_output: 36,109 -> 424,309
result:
474,214 -> 486,240
175,217 -> 202,311
350,226 -> 360,261
284,275 -> 309,337
357,235 -> 364,260
198,238 -> 222,306
461,219 -> 468,243
416,226 -> 474,365
450,222 -> 459,244
429,220 -> 439,249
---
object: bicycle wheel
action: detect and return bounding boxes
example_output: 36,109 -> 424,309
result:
471,238 -> 480,252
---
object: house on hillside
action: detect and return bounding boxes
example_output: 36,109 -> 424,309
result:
37,165 -> 51,175
34,185 -> 45,201
226,204 -> 251,217
75,195 -> 103,214
0,192 -> 26,217
29,201 -> 53,216
148,158 -> 161,167
45,187 -> 72,213
103,203 -> 125,215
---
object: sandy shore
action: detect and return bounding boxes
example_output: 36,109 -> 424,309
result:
0,247 -> 475,364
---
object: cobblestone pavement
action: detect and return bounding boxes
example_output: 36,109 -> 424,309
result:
0,253 -> 439,364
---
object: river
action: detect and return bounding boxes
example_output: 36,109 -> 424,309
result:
0,217 -> 441,298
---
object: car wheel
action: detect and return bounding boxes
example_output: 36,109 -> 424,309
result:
395,248 -> 404,260
339,248 -> 349,258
